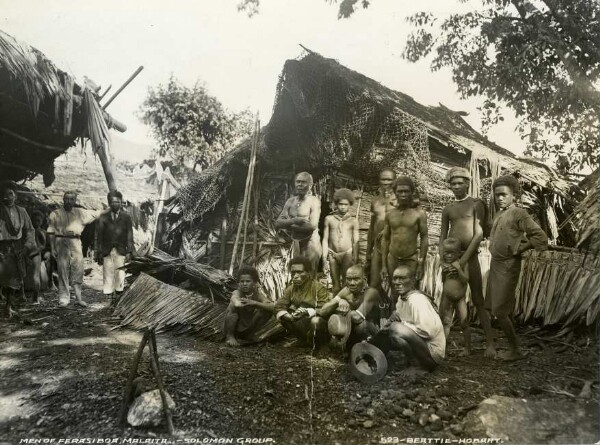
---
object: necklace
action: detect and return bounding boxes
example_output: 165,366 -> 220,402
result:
454,195 -> 469,202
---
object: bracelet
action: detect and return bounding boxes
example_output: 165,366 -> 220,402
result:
356,310 -> 366,321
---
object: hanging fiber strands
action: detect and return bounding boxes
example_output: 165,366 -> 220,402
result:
574,175 -> 600,254
82,88 -> 111,156
113,273 -> 227,338
124,249 -> 236,302
468,151 -> 482,199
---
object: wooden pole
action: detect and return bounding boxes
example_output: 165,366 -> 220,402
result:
118,330 -> 150,426
219,205 -> 228,270
252,167 -> 260,259
147,329 -> 175,435
240,118 -> 260,265
102,66 -> 144,110
96,141 -> 118,192
229,114 -> 259,275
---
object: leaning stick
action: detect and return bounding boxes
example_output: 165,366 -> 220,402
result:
118,329 -> 149,426
147,329 -> 175,435
102,66 -> 144,110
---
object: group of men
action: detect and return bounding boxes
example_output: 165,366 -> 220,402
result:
225,168 -> 549,368
0,182 -> 134,317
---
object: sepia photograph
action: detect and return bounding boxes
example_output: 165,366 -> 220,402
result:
0,1 -> 598,444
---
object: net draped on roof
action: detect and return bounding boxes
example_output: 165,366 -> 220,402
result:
177,49 -> 569,223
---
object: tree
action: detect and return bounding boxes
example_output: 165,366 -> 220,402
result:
139,76 -> 253,171
402,0 -> 600,173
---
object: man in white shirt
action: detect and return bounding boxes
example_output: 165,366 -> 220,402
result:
47,192 -> 101,307
381,265 -> 445,371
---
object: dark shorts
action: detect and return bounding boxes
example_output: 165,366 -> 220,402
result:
485,257 -> 521,317
467,255 -> 484,306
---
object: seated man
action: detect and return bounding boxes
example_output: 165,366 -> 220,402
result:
275,256 -> 331,347
376,265 -> 445,371
224,265 -> 274,347
320,265 -> 380,349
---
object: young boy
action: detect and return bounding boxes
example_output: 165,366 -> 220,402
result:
224,265 -> 274,347
439,237 -> 470,356
487,175 -> 548,361
322,188 -> 360,295
440,166 -> 495,357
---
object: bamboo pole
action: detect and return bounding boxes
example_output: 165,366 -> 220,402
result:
229,114 -> 259,274
240,118 -> 260,265
219,205 -> 228,270
102,66 -> 144,110
147,329 -> 175,435
252,167 -> 260,259
118,330 -> 150,426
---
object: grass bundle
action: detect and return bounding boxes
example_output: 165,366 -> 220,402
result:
575,176 -> 600,254
82,88 -> 111,156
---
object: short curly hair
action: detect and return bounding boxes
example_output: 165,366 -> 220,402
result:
492,175 -> 521,196
237,265 -> 260,283
289,256 -> 313,274
333,188 -> 355,205
393,176 -> 416,193
442,237 -> 462,253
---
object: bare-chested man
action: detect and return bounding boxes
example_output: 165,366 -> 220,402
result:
276,172 -> 322,273
381,176 -> 428,307
440,167 -> 495,357
366,168 -> 397,288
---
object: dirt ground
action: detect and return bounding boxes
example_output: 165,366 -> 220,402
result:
1,266 -> 599,445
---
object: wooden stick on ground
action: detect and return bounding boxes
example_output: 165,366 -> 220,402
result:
118,329 -> 150,426
148,329 -> 175,435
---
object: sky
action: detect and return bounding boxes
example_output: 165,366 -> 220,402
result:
0,0 -> 528,161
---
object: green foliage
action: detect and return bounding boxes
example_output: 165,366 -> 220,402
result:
139,77 -> 253,170
403,0 -> 600,173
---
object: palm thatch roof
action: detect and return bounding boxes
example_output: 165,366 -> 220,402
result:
0,29 -> 123,186
177,49 -> 570,224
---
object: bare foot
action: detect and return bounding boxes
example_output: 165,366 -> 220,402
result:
225,337 -> 240,347
75,300 -> 88,307
460,347 -> 471,357
499,349 -> 526,362
484,345 -> 497,358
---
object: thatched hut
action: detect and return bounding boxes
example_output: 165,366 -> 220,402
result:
0,29 -> 124,188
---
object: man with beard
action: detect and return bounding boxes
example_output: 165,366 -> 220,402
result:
276,172 -> 322,273
366,168 -> 397,288
274,256 -> 331,346
0,182 -> 35,318
321,265 -> 380,349
48,191 -> 101,307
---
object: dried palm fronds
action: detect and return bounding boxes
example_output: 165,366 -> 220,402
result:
124,249 -> 236,302
515,250 -> 600,327
0,30 -> 70,117
81,88 -> 111,156
113,272 -> 227,338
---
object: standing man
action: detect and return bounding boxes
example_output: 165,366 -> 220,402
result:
440,167 -> 495,357
487,175 -> 547,361
366,168 -> 397,288
0,182 -> 35,318
47,191 -> 100,307
276,172 -> 322,273
274,256 -> 331,347
95,190 -> 134,302
381,176 -> 429,305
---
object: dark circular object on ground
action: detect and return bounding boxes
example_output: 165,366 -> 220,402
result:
349,342 -> 388,384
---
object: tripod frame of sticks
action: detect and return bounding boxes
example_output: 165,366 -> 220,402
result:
118,327 -> 174,435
